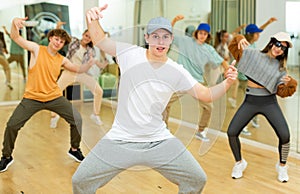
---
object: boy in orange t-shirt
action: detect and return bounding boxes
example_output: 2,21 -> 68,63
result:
0,17 -> 94,172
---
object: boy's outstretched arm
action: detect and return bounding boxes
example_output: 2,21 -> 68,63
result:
188,62 -> 238,102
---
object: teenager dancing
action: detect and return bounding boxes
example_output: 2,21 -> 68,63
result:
227,32 -> 296,182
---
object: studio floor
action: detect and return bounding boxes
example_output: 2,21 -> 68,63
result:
0,101 -> 299,193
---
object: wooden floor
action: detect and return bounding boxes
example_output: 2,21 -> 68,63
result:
0,102 -> 299,194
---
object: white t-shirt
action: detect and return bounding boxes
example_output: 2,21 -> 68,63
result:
104,42 -> 198,142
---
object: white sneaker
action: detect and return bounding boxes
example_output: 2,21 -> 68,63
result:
241,127 -> 251,136
228,97 -> 237,108
251,119 -> 260,128
90,114 -> 103,125
276,162 -> 289,182
195,131 -> 210,142
50,115 -> 60,128
231,159 -> 247,179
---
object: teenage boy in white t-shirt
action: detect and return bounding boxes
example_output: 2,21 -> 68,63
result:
72,4 -> 237,194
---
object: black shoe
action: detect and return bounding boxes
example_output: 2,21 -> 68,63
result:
68,148 -> 84,162
0,156 -> 14,172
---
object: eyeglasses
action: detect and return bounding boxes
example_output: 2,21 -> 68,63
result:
274,41 -> 288,52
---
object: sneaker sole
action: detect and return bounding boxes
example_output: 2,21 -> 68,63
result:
278,179 -> 288,183
50,124 -> 58,129
232,172 -> 245,179
0,159 -> 14,173
241,132 -> 252,136
195,136 -> 210,142
67,153 -> 83,163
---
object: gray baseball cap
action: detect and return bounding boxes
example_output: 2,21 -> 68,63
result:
146,17 -> 173,34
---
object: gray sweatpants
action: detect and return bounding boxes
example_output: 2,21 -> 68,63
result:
72,138 -> 207,194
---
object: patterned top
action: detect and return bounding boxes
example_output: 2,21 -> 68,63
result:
66,37 -> 95,64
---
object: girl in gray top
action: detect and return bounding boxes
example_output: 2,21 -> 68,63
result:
227,32 -> 295,183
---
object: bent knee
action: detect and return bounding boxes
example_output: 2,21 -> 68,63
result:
227,128 -> 239,137
7,119 -> 22,130
183,173 -> 207,193
92,85 -> 103,96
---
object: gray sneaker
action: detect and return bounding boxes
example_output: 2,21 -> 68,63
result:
228,97 -> 237,108
251,119 -> 260,128
195,131 -> 210,142
50,115 -> 60,128
241,127 -> 251,136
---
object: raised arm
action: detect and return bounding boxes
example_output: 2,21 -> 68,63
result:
228,34 -> 249,62
86,4 -> 116,57
2,26 -> 10,37
259,17 -> 277,30
231,23 -> 247,36
56,21 -> 66,29
171,14 -> 184,27
10,17 -> 39,54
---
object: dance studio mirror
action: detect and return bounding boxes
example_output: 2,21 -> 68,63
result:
0,0 -> 84,103
0,0 -> 299,152
0,3 -> 26,102
133,0 -> 300,153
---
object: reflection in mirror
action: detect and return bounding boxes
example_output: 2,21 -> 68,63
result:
0,0 -> 84,104
99,0 -> 299,150
0,30 -> 25,102
0,0 -> 298,152
0,3 -> 27,103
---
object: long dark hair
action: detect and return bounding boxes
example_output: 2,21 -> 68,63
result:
261,37 -> 289,70
214,29 -> 227,48
83,29 -> 93,48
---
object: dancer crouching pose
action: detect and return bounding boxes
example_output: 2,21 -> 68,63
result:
227,32 -> 297,182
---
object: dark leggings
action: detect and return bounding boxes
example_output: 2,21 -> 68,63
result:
227,94 -> 290,164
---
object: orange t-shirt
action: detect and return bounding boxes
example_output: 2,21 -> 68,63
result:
23,46 -> 64,102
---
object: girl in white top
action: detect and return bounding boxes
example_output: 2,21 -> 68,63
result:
50,30 -> 108,128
